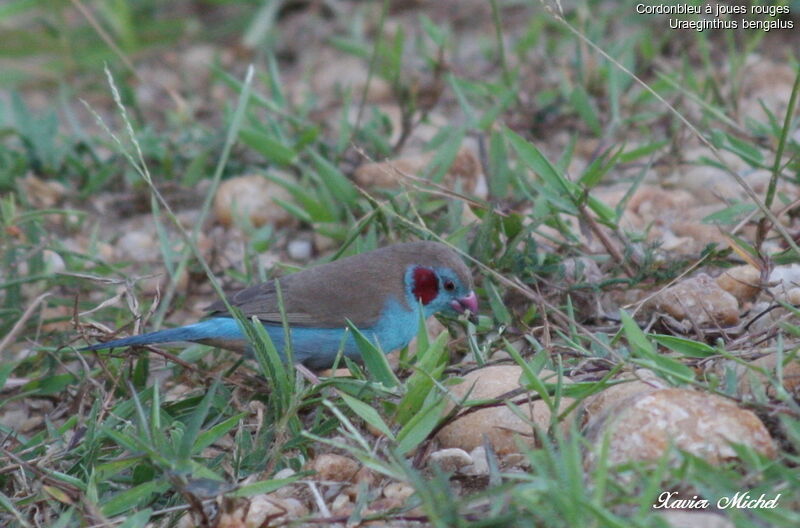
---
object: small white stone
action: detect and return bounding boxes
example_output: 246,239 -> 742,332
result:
116,230 -> 158,262
465,446 -> 490,475
428,448 -> 472,472
245,495 -> 307,527
42,249 -> 65,274
214,174 -> 296,229
287,239 -> 312,261
273,467 -> 296,480
382,482 -> 414,502
332,492 -> 350,511
272,467 -> 299,499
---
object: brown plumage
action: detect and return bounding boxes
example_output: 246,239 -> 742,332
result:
205,241 -> 473,328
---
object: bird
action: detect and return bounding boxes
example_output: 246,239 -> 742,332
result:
81,241 -> 478,369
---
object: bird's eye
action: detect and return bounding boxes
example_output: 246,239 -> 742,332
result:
444,280 -> 456,291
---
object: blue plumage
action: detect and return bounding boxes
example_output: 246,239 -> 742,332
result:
82,296 -> 426,369
81,241 -> 477,369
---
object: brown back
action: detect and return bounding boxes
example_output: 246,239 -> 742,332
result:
206,241 -> 472,328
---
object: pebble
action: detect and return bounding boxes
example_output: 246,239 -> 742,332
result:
287,239 -> 313,261
649,273 -> 740,326
584,388 -> 775,467
435,365 -> 574,454
309,453 -> 360,482
427,448 -> 472,473
213,174 -> 296,229
716,265 -> 761,304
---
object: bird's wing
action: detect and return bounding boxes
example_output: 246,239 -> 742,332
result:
205,248 -> 413,328
205,279 -> 315,325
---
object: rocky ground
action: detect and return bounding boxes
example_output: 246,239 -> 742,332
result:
1,1 -> 799,527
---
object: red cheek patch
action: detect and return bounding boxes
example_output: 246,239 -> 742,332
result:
412,267 -> 439,305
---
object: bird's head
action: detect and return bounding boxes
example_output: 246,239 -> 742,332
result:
401,242 -> 478,318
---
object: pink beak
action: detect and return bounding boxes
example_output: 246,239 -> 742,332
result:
450,291 -> 478,314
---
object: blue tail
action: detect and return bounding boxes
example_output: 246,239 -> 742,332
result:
80,317 -> 383,369
81,318 -> 244,351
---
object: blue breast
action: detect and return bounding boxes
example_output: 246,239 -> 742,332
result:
198,296 -> 421,369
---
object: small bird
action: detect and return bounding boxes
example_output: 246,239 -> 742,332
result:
82,241 -> 477,369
